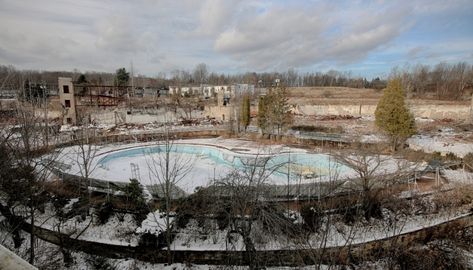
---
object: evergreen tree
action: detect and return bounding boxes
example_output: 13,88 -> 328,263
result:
257,86 -> 293,135
375,78 -> 416,151
115,68 -> 129,87
123,178 -> 146,207
240,94 -> 251,131
257,96 -> 269,134
77,74 -> 88,84
270,86 -> 293,135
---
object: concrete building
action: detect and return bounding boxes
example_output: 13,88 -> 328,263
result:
169,84 -> 254,99
58,77 -> 77,125
168,86 -> 179,95
232,84 -> 255,96
143,87 -> 159,97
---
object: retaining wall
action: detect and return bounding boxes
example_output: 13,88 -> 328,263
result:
19,211 -> 473,267
298,104 -> 472,120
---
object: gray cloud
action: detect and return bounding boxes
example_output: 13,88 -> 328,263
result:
95,16 -> 139,52
0,0 -> 471,75
193,0 -> 238,37
215,3 -> 412,70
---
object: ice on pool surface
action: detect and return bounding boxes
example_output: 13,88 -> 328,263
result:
91,144 -> 347,193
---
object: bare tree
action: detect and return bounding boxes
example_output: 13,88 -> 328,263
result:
70,120 -> 99,212
144,127 -> 194,264
332,146 -> 415,220
211,149 -> 294,269
0,105 -> 61,265
193,63 -> 208,86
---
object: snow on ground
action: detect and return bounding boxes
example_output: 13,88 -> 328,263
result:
136,210 -> 171,234
56,138 -> 340,194
171,208 -> 471,251
27,193 -> 471,252
314,210 -> 469,248
443,169 -> 473,184
359,134 -> 386,143
55,137 -> 418,195
172,220 -> 242,251
415,117 -> 435,123
408,134 -> 473,158
34,201 -> 140,246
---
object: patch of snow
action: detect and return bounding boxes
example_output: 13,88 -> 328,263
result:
136,210 -> 172,235
359,134 -> 386,143
443,169 -> 473,184
63,198 -> 79,213
408,135 -> 473,158
59,125 -> 79,132
360,115 -> 374,121
415,117 -> 434,123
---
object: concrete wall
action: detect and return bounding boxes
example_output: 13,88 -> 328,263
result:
58,77 -> 76,125
204,105 -> 235,121
0,244 -> 37,270
90,110 -> 122,125
20,209 -> 473,267
90,108 -> 205,125
297,103 -> 472,120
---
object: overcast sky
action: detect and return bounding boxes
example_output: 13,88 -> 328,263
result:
0,0 -> 472,78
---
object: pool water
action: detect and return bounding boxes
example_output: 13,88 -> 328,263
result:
97,144 -> 346,178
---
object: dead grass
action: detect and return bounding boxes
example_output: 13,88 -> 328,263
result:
433,184 -> 473,211
287,86 -> 470,106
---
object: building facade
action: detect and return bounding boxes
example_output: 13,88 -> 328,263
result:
58,77 -> 77,125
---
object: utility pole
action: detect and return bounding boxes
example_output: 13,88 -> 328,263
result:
43,85 -> 48,146
128,61 -> 134,112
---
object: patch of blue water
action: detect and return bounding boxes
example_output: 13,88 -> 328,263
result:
97,144 -> 346,175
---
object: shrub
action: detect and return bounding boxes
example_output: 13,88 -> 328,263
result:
122,179 -> 146,209
174,189 -> 214,228
342,207 -> 358,224
85,255 -> 116,270
51,195 -> 70,218
395,241 -> 468,270
300,204 -> 323,231
175,213 -> 192,229
433,185 -> 473,210
95,201 -> 114,225
445,152 -> 459,161
122,179 -> 149,224
51,195 -> 69,211
215,205 -> 232,230
291,125 -> 344,134
138,232 -> 158,248
463,152 -> 473,172
132,204 -> 149,226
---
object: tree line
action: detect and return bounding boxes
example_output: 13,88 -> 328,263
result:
396,62 -> 473,100
1,61 -> 472,100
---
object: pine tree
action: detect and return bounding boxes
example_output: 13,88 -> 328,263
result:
240,94 -> 251,131
270,86 -> 292,135
257,86 -> 293,135
115,68 -> 129,87
77,74 -> 88,84
257,96 -> 268,134
375,78 -> 416,151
